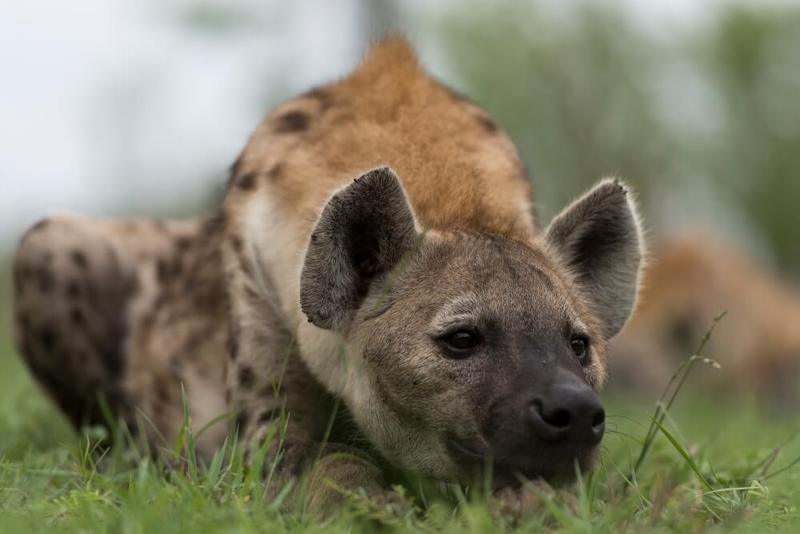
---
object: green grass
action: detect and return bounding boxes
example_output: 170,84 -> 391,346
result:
1,331 -> 799,532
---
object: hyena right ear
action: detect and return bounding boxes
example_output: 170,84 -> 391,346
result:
545,179 -> 644,339
300,166 -> 419,330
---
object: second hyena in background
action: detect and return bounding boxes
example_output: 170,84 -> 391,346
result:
609,234 -> 800,407
13,39 -> 644,502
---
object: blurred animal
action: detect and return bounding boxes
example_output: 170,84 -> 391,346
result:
12,38 -> 644,506
608,234 -> 800,407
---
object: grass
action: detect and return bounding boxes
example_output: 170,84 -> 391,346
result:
1,319 -> 799,532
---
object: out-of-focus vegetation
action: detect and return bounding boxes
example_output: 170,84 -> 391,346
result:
429,1 -> 800,277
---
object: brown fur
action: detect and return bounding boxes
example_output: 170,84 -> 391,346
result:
225,38 -> 535,244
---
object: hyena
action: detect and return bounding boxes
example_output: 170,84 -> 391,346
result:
609,234 -> 800,406
12,39 -> 644,501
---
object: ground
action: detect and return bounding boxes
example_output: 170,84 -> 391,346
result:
1,273 -> 799,533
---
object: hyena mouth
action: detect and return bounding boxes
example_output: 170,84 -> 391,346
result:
446,438 -> 486,463
446,435 -> 597,487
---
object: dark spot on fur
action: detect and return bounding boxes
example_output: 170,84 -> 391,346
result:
66,280 -> 81,299
71,250 -> 89,271
155,381 -> 171,404
69,307 -> 84,326
140,312 -> 156,331
102,347 -> 125,379
267,163 -> 284,181
477,115 -> 498,133
20,266 -> 33,282
236,173 -> 256,191
228,321 -> 240,361
185,331 -> 207,354
175,236 -> 192,252
16,311 -> 31,333
157,257 -> 182,283
38,324 -> 57,350
235,411 -> 248,435
230,236 -> 243,256
36,267 -> 55,293
227,334 -> 238,361
238,366 -> 255,388
669,316 -> 695,351
274,110 -> 310,133
156,259 -> 170,283
258,408 -> 281,423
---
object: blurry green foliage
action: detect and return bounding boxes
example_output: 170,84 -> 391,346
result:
433,1 -> 800,277
702,6 -> 800,274
436,2 -> 667,219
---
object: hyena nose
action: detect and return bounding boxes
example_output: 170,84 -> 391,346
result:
530,385 -> 605,446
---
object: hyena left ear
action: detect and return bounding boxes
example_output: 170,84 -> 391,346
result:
300,166 -> 419,330
545,179 -> 644,338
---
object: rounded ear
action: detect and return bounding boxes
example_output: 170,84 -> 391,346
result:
545,179 -> 645,338
300,166 -> 419,330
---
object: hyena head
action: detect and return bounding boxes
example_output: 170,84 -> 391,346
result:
300,167 -> 643,486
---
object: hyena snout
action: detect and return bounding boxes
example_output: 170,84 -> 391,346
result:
530,383 -> 605,447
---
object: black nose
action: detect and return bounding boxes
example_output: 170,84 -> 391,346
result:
530,385 -> 605,445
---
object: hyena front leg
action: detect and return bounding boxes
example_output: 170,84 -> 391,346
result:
226,275 -> 392,506
226,270 -> 332,484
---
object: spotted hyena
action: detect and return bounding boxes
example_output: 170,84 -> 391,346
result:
12,38 -> 644,504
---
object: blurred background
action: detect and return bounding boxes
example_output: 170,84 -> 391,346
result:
1,0 -> 799,402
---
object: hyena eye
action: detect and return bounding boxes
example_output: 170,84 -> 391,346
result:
440,329 -> 482,358
570,335 -> 590,365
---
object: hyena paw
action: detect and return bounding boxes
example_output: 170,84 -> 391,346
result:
305,450 -> 412,514
491,481 -> 559,520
